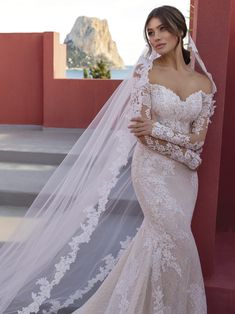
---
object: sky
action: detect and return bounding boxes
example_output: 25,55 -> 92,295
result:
0,0 -> 190,65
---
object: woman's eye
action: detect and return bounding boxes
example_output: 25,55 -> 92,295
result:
160,26 -> 165,31
147,31 -> 154,37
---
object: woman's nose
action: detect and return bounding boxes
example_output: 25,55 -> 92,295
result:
153,32 -> 161,41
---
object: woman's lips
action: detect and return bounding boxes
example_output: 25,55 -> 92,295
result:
156,44 -> 166,49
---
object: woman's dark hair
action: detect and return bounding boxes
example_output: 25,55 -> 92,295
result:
144,6 -> 191,65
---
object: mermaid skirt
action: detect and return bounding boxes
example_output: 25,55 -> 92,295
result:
73,142 -> 207,313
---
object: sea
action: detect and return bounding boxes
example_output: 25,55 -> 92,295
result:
66,65 -> 134,80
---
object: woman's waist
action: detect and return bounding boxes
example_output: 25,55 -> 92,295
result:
132,141 -> 177,169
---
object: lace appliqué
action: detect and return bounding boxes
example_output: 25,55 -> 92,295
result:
192,94 -> 216,134
115,256 -> 139,313
143,224 -> 182,313
143,136 -> 201,170
151,93 -> 217,152
152,286 -> 171,314
143,223 -> 182,277
152,121 -> 204,151
129,58 -> 152,118
147,87 -> 216,170
42,236 -> 133,313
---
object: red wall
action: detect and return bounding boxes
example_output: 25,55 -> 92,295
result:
190,0 -> 231,277
217,1 -> 235,232
0,33 -> 43,124
0,32 -> 121,127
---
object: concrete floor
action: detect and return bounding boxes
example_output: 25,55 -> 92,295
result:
0,125 -> 84,241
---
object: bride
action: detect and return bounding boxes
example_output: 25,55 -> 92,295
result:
0,5 -> 216,314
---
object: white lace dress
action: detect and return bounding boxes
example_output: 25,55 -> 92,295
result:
72,83 -> 212,314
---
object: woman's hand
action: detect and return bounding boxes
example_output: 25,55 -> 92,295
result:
128,117 -> 155,137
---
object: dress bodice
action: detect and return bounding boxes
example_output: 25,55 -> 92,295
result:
149,83 -> 205,134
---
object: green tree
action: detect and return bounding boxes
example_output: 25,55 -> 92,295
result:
89,60 -> 111,79
83,68 -> 89,78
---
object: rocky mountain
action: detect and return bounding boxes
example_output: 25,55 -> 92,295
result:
64,16 -> 124,69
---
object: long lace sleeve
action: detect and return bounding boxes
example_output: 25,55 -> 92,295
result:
132,80 -> 202,170
140,135 -> 202,170
151,93 -> 216,151
137,104 -> 202,170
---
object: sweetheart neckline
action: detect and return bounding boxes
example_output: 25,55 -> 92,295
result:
149,82 -> 213,103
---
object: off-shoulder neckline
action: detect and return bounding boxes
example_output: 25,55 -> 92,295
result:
146,57 -> 215,102
148,82 -> 214,103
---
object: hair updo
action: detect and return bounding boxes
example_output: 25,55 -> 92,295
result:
144,5 -> 191,65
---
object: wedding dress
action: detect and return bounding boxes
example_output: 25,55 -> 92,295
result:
0,34 -> 217,314
72,80 -> 215,314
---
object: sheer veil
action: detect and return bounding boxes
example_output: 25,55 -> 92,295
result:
0,32 -> 217,314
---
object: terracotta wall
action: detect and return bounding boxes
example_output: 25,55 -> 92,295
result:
190,0 -> 231,277
0,33 -> 43,124
217,1 -> 235,232
0,32 -> 121,127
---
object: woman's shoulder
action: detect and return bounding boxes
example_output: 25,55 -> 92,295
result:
190,70 -> 213,94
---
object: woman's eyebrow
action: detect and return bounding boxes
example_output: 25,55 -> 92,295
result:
147,24 -> 164,30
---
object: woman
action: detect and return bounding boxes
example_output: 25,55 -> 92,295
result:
71,6 -> 216,314
0,5 -> 216,314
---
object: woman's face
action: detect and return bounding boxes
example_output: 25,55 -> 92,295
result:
146,17 -> 179,54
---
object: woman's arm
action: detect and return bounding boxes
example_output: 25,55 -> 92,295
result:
151,93 -> 216,151
150,74 -> 216,151
138,135 -> 202,170
129,103 -> 202,170
131,72 -> 216,152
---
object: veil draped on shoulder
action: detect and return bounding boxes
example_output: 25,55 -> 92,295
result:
0,33 -> 216,314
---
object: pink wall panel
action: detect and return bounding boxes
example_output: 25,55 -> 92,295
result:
190,0 -> 231,277
43,78 -> 121,128
0,33 -> 43,124
217,0 -> 235,232
0,32 -> 121,127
